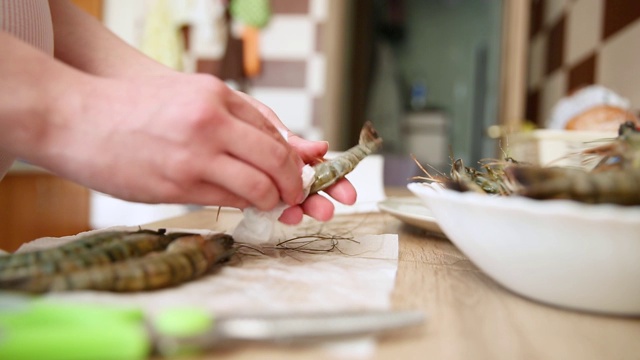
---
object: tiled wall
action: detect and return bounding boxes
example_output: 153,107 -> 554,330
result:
526,0 -> 640,127
104,0 -> 328,140
193,0 -> 328,139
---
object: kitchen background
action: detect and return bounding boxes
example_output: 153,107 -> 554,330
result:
525,0 -> 640,128
2,0 -> 639,251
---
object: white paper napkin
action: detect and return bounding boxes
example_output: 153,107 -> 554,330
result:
17,225 -> 399,358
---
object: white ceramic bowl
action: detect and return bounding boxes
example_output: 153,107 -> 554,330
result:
407,182 -> 640,315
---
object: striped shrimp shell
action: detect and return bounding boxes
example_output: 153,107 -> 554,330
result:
2,233 -> 235,293
310,121 -> 382,194
0,230 -> 184,283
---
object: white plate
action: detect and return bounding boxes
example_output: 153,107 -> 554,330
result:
377,197 -> 442,233
408,182 -> 640,315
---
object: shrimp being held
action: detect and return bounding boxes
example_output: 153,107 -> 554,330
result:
309,121 -> 382,194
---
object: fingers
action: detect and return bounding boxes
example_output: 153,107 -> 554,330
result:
199,153 -> 281,210
288,135 -> 329,164
298,179 -> 356,222
234,90 -> 286,128
179,181 -> 250,209
221,91 -> 305,205
282,193 -> 338,223
236,94 -> 329,164
230,91 -> 322,167
319,178 -> 357,205
278,179 -> 358,224
221,90 -> 357,216
220,119 -> 304,206
225,91 -> 286,143
278,196 -> 334,225
278,206 -> 304,225
230,92 -> 305,166
300,195 -> 336,221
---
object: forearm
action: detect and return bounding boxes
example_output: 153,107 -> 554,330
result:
0,31 -> 85,162
48,0 -> 172,78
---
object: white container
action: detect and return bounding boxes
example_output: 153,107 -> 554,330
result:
408,182 -> 640,315
507,129 -> 617,167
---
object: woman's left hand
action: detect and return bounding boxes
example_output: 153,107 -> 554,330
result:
236,92 -> 357,224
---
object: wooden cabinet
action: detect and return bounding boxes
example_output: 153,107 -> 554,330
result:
0,172 -> 91,252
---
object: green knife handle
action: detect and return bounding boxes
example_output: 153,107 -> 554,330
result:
0,302 -> 149,360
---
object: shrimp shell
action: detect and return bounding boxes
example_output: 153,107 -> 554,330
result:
584,121 -> 640,171
2,233 -> 235,293
504,122 -> 640,205
310,121 -> 382,194
0,230 -> 185,283
0,229 -> 163,272
507,166 -> 640,205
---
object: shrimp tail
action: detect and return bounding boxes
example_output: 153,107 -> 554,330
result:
358,121 -> 383,151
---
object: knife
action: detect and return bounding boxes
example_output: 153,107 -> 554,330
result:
0,296 -> 425,359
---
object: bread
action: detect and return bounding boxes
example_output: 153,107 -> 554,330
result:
565,105 -> 639,131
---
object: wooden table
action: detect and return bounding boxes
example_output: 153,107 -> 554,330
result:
146,199 -> 640,360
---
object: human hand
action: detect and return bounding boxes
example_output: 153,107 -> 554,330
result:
31,73 -> 306,211
279,138 -> 357,224
0,5 -> 352,220
236,93 -> 358,224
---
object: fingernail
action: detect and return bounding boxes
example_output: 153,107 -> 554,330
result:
296,191 -> 306,204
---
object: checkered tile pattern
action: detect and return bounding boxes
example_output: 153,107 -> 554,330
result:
526,0 -> 640,127
196,0 -> 328,140
103,0 -> 328,140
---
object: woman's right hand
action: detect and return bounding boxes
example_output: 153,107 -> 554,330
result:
31,72 -> 306,210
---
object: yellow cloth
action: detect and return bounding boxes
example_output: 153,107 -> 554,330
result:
140,0 -> 184,71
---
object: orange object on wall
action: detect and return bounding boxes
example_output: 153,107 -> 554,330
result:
71,0 -> 103,19
242,26 -> 261,77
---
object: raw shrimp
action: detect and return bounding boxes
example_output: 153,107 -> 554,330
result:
417,157 -> 518,195
505,121 -> 640,205
1,233 -> 235,293
507,166 -> 640,205
0,230 -> 187,282
309,121 -> 382,194
0,230 -> 163,273
583,121 -> 640,171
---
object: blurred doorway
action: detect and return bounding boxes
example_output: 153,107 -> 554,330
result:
331,0 -> 528,173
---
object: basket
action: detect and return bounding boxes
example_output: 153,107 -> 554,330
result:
506,129 -> 617,168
